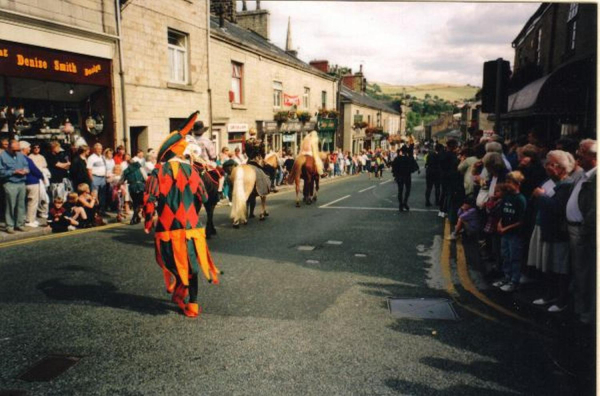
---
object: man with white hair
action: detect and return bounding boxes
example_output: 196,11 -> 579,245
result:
20,141 -> 45,227
566,139 -> 596,324
0,139 -> 29,233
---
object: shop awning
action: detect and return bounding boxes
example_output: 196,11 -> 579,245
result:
504,57 -> 595,118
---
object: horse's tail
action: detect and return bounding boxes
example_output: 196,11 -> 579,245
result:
230,166 -> 247,222
287,158 -> 301,185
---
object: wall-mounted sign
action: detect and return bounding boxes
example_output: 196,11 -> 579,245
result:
0,40 -> 112,86
227,123 -> 248,132
317,118 -> 337,132
282,134 -> 295,142
283,94 -> 300,107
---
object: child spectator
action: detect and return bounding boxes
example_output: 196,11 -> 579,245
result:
64,192 -> 87,228
447,197 -> 480,240
494,171 -> 527,292
120,158 -> 147,225
77,183 -> 103,226
47,197 -> 78,233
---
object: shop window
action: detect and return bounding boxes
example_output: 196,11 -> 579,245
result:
168,29 -> 188,84
273,81 -> 282,108
303,87 -> 310,109
231,62 -> 243,104
566,20 -> 577,53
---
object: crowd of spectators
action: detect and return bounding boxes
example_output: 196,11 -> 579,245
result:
0,138 -> 151,234
428,131 -> 596,325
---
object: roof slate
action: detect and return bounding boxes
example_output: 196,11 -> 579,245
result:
340,86 -> 400,115
210,16 -> 334,81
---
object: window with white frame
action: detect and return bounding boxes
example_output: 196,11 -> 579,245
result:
168,29 -> 188,84
321,91 -> 327,109
273,81 -> 282,108
303,87 -> 310,109
231,62 -> 243,104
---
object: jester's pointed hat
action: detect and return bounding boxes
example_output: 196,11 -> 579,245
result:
157,111 -> 199,162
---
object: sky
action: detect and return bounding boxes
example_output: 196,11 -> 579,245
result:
238,1 -> 541,87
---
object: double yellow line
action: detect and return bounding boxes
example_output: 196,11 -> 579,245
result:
0,222 -> 124,250
440,219 -> 533,324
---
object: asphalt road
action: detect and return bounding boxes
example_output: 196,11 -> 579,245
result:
0,165 -> 589,395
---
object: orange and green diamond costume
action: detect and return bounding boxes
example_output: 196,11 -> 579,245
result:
143,111 -> 220,318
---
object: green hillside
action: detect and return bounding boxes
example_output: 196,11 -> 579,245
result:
373,83 -> 479,102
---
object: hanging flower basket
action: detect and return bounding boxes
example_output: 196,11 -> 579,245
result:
353,121 -> 368,129
274,111 -> 290,123
297,111 -> 312,123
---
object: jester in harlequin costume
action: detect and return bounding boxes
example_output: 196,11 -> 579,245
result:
143,111 -> 220,318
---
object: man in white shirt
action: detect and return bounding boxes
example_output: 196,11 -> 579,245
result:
87,143 -> 107,214
565,139 -> 596,324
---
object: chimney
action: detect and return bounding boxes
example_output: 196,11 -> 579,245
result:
236,1 -> 270,39
309,60 -> 329,74
210,0 -> 236,23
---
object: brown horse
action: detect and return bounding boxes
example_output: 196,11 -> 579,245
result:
287,152 -> 330,207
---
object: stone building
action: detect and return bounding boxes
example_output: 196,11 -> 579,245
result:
0,0 -> 123,149
500,3 -> 597,140
209,2 -> 337,154
120,0 -> 210,153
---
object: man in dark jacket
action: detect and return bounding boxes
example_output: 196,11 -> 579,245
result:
391,145 -> 419,212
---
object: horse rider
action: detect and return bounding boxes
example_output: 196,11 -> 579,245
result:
192,120 -> 225,198
298,130 -> 324,176
244,127 -> 272,197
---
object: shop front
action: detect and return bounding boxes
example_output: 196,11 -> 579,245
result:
317,117 -> 337,153
0,39 -> 114,149
227,122 -> 248,152
263,120 -> 316,155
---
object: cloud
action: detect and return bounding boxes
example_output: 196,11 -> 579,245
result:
244,1 -> 540,85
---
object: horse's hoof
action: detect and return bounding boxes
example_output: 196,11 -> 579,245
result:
242,220 -> 248,225
312,196 -> 317,202
264,212 -> 269,217
259,214 -> 265,221
249,214 -> 255,219
296,202 -> 301,207
233,222 -> 239,229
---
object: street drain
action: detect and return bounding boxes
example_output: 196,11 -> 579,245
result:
387,298 -> 459,321
18,355 -> 81,382
297,245 -> 315,251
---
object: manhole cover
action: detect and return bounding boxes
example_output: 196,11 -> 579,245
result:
306,260 -> 320,264
297,245 -> 315,251
387,298 -> 459,320
326,240 -> 343,245
354,253 -> 367,257
19,355 -> 81,382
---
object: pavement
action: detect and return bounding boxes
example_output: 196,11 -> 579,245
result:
0,165 -> 593,395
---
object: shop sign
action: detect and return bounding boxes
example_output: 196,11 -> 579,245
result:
0,40 -> 112,86
264,121 -> 278,133
283,94 -> 300,107
353,114 -> 363,124
282,134 -> 295,142
227,123 -> 248,132
301,121 -> 316,131
317,118 -> 337,132
280,121 -> 302,132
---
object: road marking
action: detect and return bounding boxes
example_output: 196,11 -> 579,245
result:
306,259 -> 320,264
321,206 -> 437,212
297,245 -> 315,251
354,253 -> 367,257
379,179 -> 393,185
0,222 -> 125,250
455,238 -> 534,324
440,220 -> 458,297
326,240 -> 343,245
319,194 -> 351,208
358,186 -> 376,193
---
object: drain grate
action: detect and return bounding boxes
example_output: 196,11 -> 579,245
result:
388,298 -> 459,321
19,355 -> 81,382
